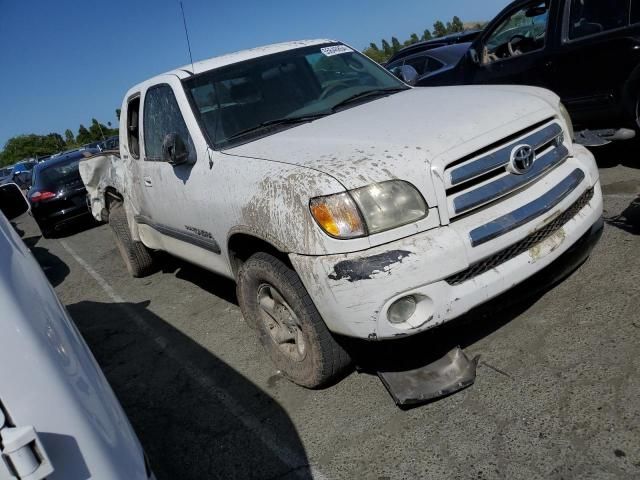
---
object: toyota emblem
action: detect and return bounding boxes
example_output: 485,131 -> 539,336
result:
509,144 -> 536,175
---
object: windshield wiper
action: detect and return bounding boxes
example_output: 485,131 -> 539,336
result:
330,87 -> 408,111
226,112 -> 332,141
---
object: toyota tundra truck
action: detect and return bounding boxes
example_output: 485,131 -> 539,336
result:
85,40 -> 604,388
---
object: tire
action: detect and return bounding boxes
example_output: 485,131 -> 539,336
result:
237,252 -> 351,388
109,203 -> 154,278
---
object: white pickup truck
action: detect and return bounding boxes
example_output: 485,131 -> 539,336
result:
81,40 -> 604,388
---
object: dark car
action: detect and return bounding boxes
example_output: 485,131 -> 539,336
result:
387,42 -> 472,84
11,160 -> 37,190
415,0 -> 640,145
28,150 -> 97,237
99,135 -> 119,151
385,30 -> 482,66
0,166 -> 13,184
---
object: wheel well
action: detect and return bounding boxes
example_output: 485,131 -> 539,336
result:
227,233 -> 292,279
105,188 -> 123,210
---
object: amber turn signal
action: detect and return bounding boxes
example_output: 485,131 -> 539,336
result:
309,193 -> 366,239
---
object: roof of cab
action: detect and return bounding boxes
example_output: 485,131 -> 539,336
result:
127,39 -> 337,95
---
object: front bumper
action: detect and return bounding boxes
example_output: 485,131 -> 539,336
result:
290,150 -> 603,340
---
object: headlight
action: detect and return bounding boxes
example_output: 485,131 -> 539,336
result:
310,180 -> 428,239
559,102 -> 574,141
309,192 -> 366,239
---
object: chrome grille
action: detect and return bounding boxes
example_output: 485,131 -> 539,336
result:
444,121 -> 567,219
445,188 -> 594,286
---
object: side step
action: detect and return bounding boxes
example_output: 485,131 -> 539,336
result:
378,347 -> 479,407
575,128 -> 636,147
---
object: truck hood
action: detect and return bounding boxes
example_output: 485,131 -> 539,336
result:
224,85 -> 560,190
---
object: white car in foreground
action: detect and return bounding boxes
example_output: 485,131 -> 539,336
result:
0,183 -> 152,479
82,39 -> 604,388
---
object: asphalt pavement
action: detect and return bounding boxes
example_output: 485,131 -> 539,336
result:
15,142 -> 640,479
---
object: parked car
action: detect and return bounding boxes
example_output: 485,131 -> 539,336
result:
11,160 -> 37,190
99,135 -> 120,151
385,29 -> 482,66
86,39 -> 603,388
0,182 -> 152,480
413,0 -> 640,145
387,42 -> 472,84
28,149 -> 97,237
0,166 -> 13,184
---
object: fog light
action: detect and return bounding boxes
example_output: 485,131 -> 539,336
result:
387,296 -> 417,324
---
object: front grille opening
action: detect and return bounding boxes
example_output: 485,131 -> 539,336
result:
446,131 -> 561,198
446,167 -> 508,196
445,118 -> 555,171
445,188 -> 594,286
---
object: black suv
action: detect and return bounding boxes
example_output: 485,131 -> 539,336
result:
415,0 -> 640,144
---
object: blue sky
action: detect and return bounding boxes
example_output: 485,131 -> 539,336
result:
0,0 -> 508,148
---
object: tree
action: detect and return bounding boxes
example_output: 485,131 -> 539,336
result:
368,42 -> 379,51
409,33 -> 420,44
381,39 -> 393,57
0,133 -> 65,166
450,16 -> 464,33
116,108 -> 121,121
64,129 -> 75,145
76,125 -> 92,145
362,46 -> 387,64
422,29 -> 433,41
391,37 -> 402,53
433,20 -> 447,38
89,118 -> 108,141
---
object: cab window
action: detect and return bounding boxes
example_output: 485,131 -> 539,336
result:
483,1 -> 549,64
143,84 -> 193,162
568,0 -> 630,39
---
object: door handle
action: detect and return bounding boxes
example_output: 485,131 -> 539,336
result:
144,177 -> 153,187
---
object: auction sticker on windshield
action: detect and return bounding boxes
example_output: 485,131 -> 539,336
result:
321,45 -> 353,56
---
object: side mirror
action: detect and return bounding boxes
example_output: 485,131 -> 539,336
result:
0,183 -> 30,220
162,132 -> 190,166
397,65 -> 419,86
468,48 -> 480,65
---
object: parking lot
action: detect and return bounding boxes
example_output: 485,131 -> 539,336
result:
15,143 -> 640,479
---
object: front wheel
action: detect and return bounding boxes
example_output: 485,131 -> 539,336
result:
237,252 -> 351,388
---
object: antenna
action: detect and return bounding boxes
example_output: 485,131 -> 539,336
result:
179,1 -> 195,73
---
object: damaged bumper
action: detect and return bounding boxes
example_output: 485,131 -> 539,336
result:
290,152 -> 603,340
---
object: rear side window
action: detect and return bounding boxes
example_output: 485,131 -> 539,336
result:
127,96 -> 141,159
404,56 -> 427,75
143,84 -> 193,161
424,57 -> 445,74
568,0 -> 630,39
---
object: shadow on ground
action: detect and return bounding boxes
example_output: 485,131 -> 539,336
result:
591,139 -> 638,169
605,196 -> 640,235
22,234 -> 71,287
160,256 -> 238,306
66,300 -> 312,480
44,216 -> 101,239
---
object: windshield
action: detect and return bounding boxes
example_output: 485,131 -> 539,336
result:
183,43 -> 407,148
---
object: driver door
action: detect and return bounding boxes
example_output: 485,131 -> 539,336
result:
466,1 -> 553,88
